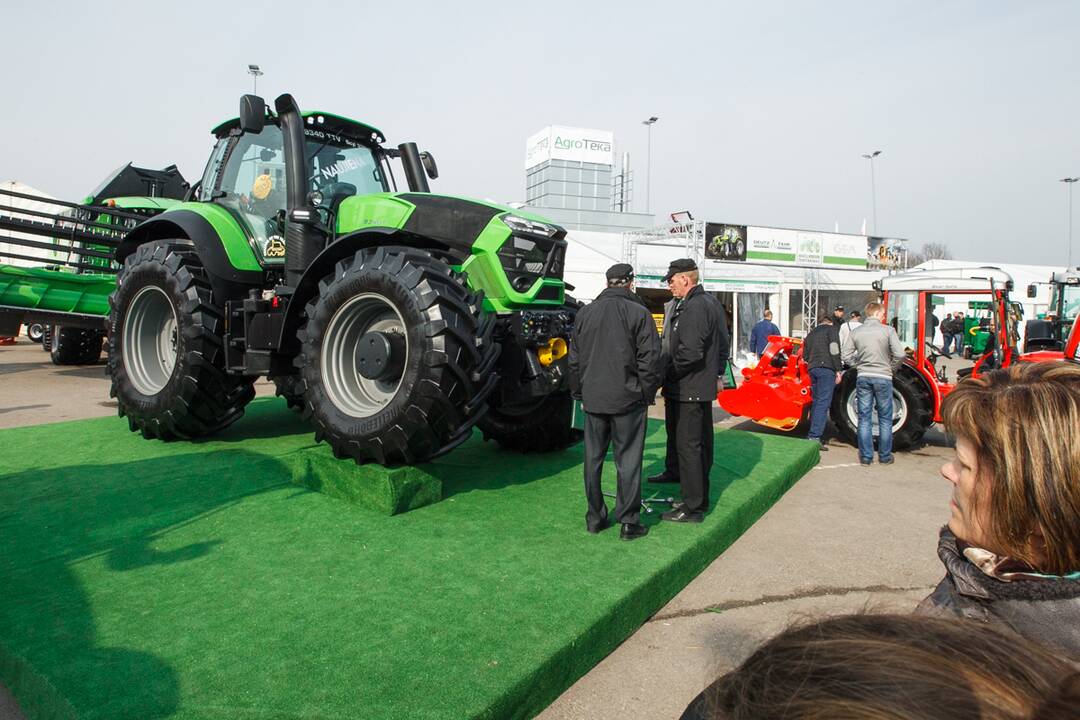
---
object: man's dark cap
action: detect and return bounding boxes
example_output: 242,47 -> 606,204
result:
834,305 -> 845,311
606,263 -> 635,281
664,258 -> 697,281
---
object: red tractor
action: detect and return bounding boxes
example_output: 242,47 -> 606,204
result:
719,267 -> 1020,450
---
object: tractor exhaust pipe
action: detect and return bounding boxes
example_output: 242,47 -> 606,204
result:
398,143 -> 430,193
274,93 -> 325,288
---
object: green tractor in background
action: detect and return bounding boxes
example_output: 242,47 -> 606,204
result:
107,93 -> 579,465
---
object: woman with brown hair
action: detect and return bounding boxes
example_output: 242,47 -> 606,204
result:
915,361 -> 1080,658
681,613 -> 1079,720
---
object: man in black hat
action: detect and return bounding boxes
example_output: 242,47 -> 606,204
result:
648,258 -> 730,523
831,305 -> 846,325
569,263 -> 660,540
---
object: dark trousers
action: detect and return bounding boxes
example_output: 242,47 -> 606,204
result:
807,367 -> 837,441
663,399 -> 713,513
584,407 -> 646,528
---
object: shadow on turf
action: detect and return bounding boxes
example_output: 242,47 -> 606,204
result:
0,450 -> 289,719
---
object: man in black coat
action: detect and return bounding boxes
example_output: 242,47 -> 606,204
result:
648,259 -> 730,523
569,263 -> 661,541
802,314 -> 843,450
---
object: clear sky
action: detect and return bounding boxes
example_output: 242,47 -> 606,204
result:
3,0 -> 1078,265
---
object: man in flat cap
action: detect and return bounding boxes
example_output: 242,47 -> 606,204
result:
569,263 -> 660,540
649,259 -> 729,523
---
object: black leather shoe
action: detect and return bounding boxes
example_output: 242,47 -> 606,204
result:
648,472 -> 680,484
620,523 -> 649,541
587,518 -> 612,534
661,509 -> 704,523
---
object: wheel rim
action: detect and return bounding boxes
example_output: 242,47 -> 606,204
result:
321,293 -> 408,418
845,385 -> 908,437
123,286 -> 178,395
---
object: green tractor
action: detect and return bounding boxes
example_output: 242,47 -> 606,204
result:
107,93 -> 579,465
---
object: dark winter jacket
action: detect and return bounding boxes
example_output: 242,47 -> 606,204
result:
569,287 -> 661,415
915,526 -> 1080,660
661,285 -> 730,402
801,322 -> 842,372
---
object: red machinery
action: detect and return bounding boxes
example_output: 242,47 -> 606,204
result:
719,267 -> 1019,450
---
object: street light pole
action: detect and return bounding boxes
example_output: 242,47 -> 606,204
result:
642,116 -> 658,214
862,150 -> 882,235
1062,177 -> 1079,267
247,64 -> 263,95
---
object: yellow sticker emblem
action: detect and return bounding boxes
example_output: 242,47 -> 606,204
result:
252,172 -> 273,200
265,235 -> 286,258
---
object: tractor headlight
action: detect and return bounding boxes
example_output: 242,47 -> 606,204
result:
502,214 -> 559,240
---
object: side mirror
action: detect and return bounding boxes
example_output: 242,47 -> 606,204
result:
240,94 -> 266,134
420,151 -> 439,180
1026,283 -> 1037,298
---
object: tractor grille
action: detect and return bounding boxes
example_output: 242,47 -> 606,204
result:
498,233 -> 566,292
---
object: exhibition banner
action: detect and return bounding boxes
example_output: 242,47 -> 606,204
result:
703,225 -> 869,270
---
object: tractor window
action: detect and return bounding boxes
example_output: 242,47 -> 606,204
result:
215,126 -> 288,257
305,133 -> 385,206
886,291 -> 920,353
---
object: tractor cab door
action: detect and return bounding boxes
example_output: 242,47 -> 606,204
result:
200,125 -> 288,261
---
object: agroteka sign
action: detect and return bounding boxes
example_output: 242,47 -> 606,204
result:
525,126 -> 614,169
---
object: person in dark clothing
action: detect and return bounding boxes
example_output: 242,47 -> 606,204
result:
926,308 -> 940,342
748,309 -> 780,357
940,312 -> 955,356
647,258 -> 730,523
830,305 -> 846,324
568,263 -> 660,541
801,315 -> 842,450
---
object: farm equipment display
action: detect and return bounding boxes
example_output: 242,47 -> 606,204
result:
719,267 -> 1018,450
1022,267 -> 1079,355
2,92 -> 583,467
0,165 -> 187,364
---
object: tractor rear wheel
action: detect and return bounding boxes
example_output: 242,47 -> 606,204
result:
107,241 -> 256,439
50,325 -> 104,365
41,324 -> 52,352
829,369 -> 933,450
297,246 -> 499,465
477,391 -> 582,452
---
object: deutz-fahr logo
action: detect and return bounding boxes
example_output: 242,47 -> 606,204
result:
265,235 -> 286,258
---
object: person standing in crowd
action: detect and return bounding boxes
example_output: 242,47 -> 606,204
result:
801,315 -> 842,451
831,305 -> 846,324
926,306 -> 940,343
648,259 -> 729,524
748,309 -> 779,358
917,362 -> 1080,659
952,311 -> 966,356
569,264 -> 660,541
842,301 -> 906,466
838,310 -> 862,351
940,312 -> 956,356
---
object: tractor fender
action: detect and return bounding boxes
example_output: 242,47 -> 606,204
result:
117,210 -> 265,287
276,226 -> 452,352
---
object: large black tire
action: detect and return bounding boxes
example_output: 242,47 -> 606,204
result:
477,391 -> 582,452
829,368 -> 933,451
106,241 -> 256,439
50,325 -> 104,365
41,324 -> 52,352
296,246 -> 499,465
270,373 -> 305,412
26,323 -> 44,343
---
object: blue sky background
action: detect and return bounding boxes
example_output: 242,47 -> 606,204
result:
3,0 -> 1078,264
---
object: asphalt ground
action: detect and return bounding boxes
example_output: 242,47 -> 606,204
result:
0,337 -> 955,719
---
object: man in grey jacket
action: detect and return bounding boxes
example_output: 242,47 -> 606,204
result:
841,301 -> 906,465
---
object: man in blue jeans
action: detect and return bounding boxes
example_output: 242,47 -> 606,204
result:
841,301 -> 906,465
801,314 -> 842,450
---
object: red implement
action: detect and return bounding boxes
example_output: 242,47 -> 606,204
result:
718,335 -> 811,431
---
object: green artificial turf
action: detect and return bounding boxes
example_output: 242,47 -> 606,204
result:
0,399 -> 817,719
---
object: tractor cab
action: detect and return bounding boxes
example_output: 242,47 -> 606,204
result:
1023,268 -> 1080,355
199,105 -> 395,266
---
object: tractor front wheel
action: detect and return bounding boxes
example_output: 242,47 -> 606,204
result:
107,241 -> 255,439
297,246 -> 499,465
829,369 -> 933,451
26,323 -> 44,343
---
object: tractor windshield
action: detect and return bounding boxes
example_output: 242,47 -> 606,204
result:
1051,283 -> 1080,322
304,130 -> 385,204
